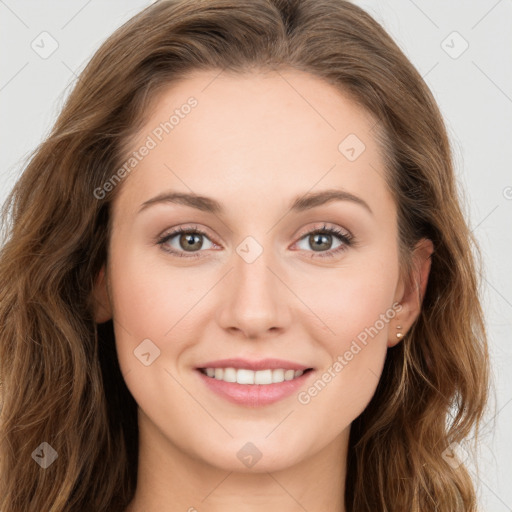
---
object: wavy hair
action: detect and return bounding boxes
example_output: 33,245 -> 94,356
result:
0,0 -> 490,510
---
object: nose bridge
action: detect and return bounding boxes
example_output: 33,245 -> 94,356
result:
217,234 -> 290,337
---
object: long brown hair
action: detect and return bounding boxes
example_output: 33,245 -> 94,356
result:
0,1 -> 490,510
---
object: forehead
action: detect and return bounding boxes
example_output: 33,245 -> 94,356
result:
113,68 -> 391,219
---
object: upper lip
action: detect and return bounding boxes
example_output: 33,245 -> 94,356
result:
197,358 -> 312,371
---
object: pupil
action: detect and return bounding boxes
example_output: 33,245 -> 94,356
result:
311,233 -> 331,251
181,233 -> 202,251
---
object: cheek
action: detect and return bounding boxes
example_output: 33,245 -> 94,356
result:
292,254 -> 398,409
109,245 -> 191,333
296,257 -> 398,348
295,269 -> 395,431
107,244 -> 216,382
106,246 -> 177,375
107,248 -> 199,415
297,342 -> 387,440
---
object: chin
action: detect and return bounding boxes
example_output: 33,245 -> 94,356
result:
196,436 -> 309,473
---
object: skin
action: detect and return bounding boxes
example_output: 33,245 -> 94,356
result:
93,68 -> 433,512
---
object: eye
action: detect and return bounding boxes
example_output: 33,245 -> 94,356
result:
156,225 -> 215,259
156,223 -> 354,259
294,223 -> 353,259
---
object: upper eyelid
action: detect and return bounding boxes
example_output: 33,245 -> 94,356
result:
295,224 -> 352,240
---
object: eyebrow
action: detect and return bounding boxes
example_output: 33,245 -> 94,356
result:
138,188 -> 373,216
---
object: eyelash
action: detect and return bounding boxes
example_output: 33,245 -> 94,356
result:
156,223 -> 354,260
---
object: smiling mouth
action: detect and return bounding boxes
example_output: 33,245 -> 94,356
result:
198,367 -> 314,385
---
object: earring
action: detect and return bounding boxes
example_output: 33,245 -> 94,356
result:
396,324 -> 403,339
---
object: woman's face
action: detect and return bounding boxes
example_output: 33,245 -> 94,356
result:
95,69 -> 429,473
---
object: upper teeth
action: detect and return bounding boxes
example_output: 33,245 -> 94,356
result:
204,368 -> 304,385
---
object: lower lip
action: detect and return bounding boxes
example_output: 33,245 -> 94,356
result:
196,369 -> 313,407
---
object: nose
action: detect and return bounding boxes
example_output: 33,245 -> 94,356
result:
216,243 -> 292,340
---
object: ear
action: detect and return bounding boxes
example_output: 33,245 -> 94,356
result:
92,264 -> 113,324
389,238 -> 434,347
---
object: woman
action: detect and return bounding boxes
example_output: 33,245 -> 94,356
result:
0,0 -> 490,510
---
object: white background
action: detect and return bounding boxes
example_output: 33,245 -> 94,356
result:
1,0 -> 511,509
